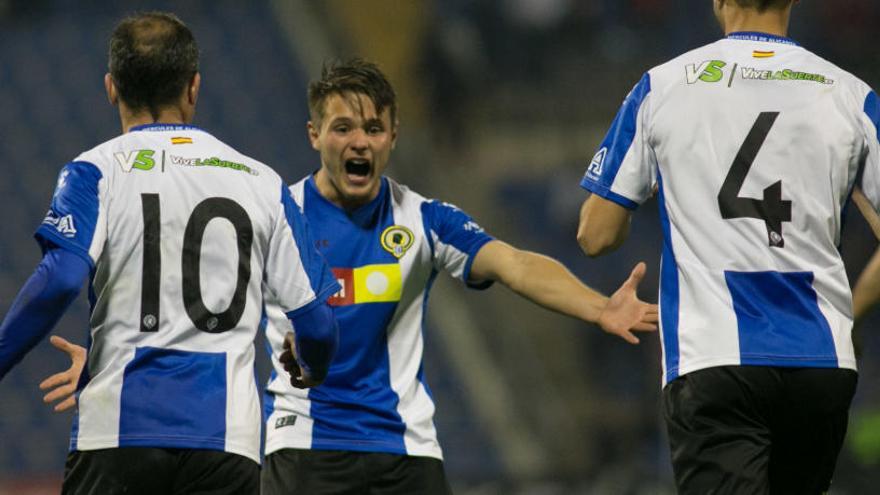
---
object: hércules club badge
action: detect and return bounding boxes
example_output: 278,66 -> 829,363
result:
380,225 -> 414,259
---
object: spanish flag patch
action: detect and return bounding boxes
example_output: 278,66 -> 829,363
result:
171,137 -> 193,145
752,50 -> 775,59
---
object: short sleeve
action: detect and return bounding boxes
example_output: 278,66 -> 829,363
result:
264,184 -> 340,316
421,200 -> 495,289
34,161 -> 105,267
580,72 -> 657,209
860,90 -> 880,211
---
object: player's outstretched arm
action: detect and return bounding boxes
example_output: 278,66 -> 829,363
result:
39,336 -> 86,412
469,240 -> 658,344
577,195 -> 633,257
0,247 -> 89,381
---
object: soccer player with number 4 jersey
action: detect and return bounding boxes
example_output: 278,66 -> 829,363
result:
0,12 -> 339,495
578,0 -> 880,493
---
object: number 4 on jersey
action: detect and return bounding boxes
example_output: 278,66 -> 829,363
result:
718,112 -> 792,248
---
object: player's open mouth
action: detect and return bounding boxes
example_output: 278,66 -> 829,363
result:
345,159 -> 371,184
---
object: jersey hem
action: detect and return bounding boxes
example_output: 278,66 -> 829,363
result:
664,356 -> 858,385
265,437 -> 443,460
579,180 -> 639,210
34,228 -> 95,269
70,435 -> 261,464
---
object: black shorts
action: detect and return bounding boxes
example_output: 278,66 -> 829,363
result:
663,366 -> 857,495
261,448 -> 452,495
62,447 -> 259,495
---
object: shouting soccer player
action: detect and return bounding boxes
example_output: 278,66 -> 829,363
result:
577,0 -> 880,493
0,12 -> 339,494
257,59 -> 659,494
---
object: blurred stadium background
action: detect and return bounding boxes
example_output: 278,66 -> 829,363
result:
1,1 -> 879,493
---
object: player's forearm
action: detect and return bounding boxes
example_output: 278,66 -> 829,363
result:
503,251 -> 608,323
852,247 -> 880,322
287,300 -> 339,381
577,196 -> 631,257
0,249 -> 88,380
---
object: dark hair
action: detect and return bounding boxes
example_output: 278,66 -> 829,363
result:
308,58 -> 397,127
732,0 -> 794,11
108,12 -> 199,119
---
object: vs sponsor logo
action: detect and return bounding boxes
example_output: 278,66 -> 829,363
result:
115,149 -> 156,172
685,60 -> 727,84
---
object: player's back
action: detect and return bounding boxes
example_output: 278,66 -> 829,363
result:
47,123 -> 319,462
592,33 -> 874,383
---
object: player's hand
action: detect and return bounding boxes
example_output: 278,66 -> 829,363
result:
597,262 -> 659,344
280,332 -> 324,389
38,335 -> 86,412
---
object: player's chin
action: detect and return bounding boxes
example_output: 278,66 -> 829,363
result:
340,180 -> 379,202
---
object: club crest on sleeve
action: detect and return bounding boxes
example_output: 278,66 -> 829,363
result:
380,225 -> 414,259
587,147 -> 607,180
54,169 -> 70,196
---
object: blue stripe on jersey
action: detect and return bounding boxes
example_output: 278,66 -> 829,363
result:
657,172 -> 681,383
35,161 -> 102,268
302,178 -> 409,454
119,347 -> 227,450
280,183 -> 341,310
865,91 -> 880,142
725,271 -> 838,367
309,302 -> 407,454
579,73 -> 650,210
420,200 -> 495,289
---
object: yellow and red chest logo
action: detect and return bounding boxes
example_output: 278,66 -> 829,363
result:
328,264 -> 402,306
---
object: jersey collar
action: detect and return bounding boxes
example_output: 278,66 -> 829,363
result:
306,174 -> 389,227
129,123 -> 206,133
726,31 -> 799,46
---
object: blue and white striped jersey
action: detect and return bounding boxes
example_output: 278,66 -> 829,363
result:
36,124 -> 338,463
263,175 -> 494,460
581,32 -> 880,385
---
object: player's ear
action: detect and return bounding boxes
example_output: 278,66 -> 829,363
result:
104,73 -> 118,106
390,120 -> 399,150
188,72 -> 201,106
307,121 -> 321,150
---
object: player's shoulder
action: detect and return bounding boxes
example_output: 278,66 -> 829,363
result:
385,176 -> 431,209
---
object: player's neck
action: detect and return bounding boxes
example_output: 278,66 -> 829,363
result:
118,105 -> 192,133
722,8 -> 791,38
